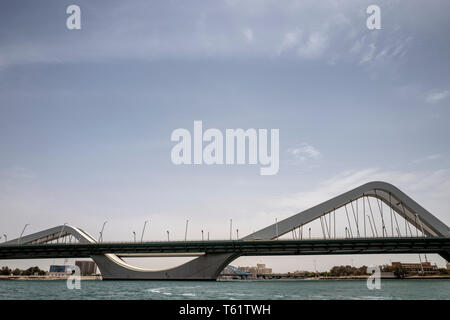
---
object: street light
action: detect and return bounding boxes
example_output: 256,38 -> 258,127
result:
236,229 -> 239,240
185,220 -> 189,242
229,219 -> 232,240
99,221 -> 108,243
201,230 -> 204,241
18,224 -> 29,244
309,227 -> 311,239
133,231 -> 136,242
141,220 -> 148,242
166,230 -> 170,241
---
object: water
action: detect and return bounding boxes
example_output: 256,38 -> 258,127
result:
0,279 -> 448,300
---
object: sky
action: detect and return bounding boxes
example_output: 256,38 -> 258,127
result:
0,0 -> 450,273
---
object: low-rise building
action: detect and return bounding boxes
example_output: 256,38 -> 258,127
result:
391,261 -> 438,274
48,265 -> 75,276
238,264 -> 272,276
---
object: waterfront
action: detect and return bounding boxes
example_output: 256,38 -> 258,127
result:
0,279 -> 448,300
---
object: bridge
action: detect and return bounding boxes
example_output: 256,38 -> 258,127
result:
1,181 -> 449,280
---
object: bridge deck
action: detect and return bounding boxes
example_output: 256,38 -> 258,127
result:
0,237 -> 449,260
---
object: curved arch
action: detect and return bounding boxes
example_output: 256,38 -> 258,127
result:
4,225 -> 97,245
243,181 -> 449,240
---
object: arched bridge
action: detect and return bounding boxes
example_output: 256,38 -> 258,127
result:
1,181 -> 449,280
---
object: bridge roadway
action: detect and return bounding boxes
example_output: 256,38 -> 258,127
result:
1,237 -> 449,260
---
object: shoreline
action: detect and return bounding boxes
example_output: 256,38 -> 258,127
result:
1,275 -> 449,281
0,275 -> 102,281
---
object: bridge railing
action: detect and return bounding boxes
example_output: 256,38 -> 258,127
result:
0,235 -> 436,246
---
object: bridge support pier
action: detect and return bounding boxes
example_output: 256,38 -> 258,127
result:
92,252 -> 240,280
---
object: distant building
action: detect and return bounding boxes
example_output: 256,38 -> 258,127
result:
238,264 -> 272,276
48,265 -> 75,276
391,261 -> 438,274
219,265 -> 251,279
75,260 -> 97,276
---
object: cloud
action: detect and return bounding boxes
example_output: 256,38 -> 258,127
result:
277,31 -> 300,55
425,90 -> 450,104
2,166 -> 36,180
359,43 -> 376,64
242,28 -> 253,42
412,154 -> 442,164
287,143 -> 321,162
277,31 -> 328,59
297,32 -> 328,59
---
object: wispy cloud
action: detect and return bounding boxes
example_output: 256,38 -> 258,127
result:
425,90 -> 450,104
2,166 -> 36,180
287,143 -> 321,162
277,31 -> 300,55
242,28 -> 253,42
297,32 -> 328,59
412,154 -> 442,164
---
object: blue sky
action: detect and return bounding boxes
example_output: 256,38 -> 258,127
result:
1,0 -> 449,272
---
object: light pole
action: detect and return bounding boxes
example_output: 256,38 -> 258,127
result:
18,224 -> 29,244
309,227 -> 311,239
133,231 -> 136,242
229,219 -> 232,240
57,223 -> 68,244
185,219 -> 189,242
236,229 -> 239,240
166,230 -> 170,241
99,221 -> 107,243
141,220 -> 148,242
201,230 -> 204,241
207,232 -> 210,241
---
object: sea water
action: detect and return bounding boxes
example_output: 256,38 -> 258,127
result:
0,279 -> 449,300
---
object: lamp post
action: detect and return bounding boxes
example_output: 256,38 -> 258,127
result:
236,229 -> 239,240
141,220 -> 148,242
229,219 -> 232,240
185,220 -> 189,242
18,224 -> 29,244
133,231 -> 136,242
167,230 -> 170,241
99,221 -> 107,243
201,230 -> 204,241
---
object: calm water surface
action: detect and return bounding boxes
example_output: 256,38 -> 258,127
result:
0,279 -> 448,300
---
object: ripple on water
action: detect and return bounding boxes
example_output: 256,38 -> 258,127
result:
0,279 -> 448,300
